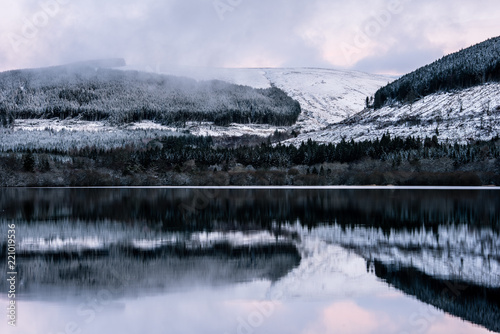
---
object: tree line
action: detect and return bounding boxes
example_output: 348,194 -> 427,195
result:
0,66 -> 301,127
15,133 -> 499,170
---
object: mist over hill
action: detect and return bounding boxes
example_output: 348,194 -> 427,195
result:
0,61 -> 301,127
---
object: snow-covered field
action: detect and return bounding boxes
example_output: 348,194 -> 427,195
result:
0,125 -> 180,152
1,119 -> 286,152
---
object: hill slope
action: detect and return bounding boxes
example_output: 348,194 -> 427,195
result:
289,82 -> 500,145
0,63 -> 301,127
374,36 -> 500,108
263,68 -> 391,131
133,66 -> 392,132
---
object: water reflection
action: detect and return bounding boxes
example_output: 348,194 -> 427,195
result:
0,188 -> 499,334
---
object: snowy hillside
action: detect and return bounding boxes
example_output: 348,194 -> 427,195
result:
373,36 -> 500,108
287,82 -> 500,145
263,68 -> 390,132
133,65 -> 392,132
0,63 -> 301,127
0,64 -> 391,149
2,59 -> 498,150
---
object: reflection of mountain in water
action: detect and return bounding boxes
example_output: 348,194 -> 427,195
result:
373,261 -> 500,334
0,225 -> 300,297
1,188 -> 499,331
298,224 -> 500,333
300,224 -> 500,287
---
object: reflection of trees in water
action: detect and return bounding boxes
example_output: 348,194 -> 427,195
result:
372,261 -> 500,334
2,188 -> 498,329
0,242 -> 301,297
1,189 -> 499,231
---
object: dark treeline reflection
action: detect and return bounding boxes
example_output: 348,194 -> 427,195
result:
1,188 -> 499,231
0,242 -> 300,297
373,261 -> 500,333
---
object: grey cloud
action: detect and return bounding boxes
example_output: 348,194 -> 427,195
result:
0,0 -> 498,74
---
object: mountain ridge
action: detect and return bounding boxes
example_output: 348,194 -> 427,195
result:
373,35 -> 500,108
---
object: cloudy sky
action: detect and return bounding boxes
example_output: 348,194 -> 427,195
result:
1,0 -> 499,74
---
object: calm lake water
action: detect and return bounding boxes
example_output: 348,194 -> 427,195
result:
1,188 -> 499,334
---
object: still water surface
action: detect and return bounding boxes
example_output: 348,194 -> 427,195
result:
1,188 -> 499,334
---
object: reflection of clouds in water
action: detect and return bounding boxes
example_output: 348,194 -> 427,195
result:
267,239 -> 381,301
4,285 -> 490,334
304,301 -> 388,334
427,315 -> 492,334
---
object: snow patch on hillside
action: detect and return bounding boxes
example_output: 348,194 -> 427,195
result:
263,68 -> 391,132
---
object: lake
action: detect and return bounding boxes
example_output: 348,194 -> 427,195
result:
1,188 -> 499,334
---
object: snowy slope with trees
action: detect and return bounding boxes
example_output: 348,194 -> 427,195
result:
0,62 -> 301,127
288,82 -> 500,145
0,64 -> 391,151
373,36 -> 500,108
282,36 -> 500,146
136,65 -> 391,132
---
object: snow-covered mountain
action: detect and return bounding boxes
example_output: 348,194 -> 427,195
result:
0,64 -> 392,151
0,62 -> 301,127
131,65 -> 392,132
374,36 -> 500,108
288,82 -> 500,145
2,39 -> 500,151
278,36 -> 497,146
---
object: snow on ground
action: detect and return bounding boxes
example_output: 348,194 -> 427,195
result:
8,67 -> 499,147
263,68 -> 391,132
288,82 -> 500,145
181,122 -> 287,137
0,125 -> 180,152
7,67 -> 389,146
131,66 -> 391,133
15,118 -> 118,132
